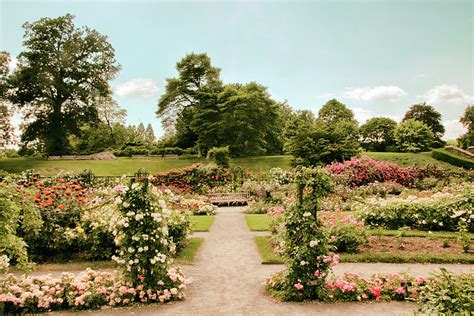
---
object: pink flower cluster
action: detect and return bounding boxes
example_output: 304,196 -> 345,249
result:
327,156 -> 420,187
324,272 -> 427,302
267,206 -> 285,217
319,211 -> 364,228
0,268 -> 187,313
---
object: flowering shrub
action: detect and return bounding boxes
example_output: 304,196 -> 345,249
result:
326,156 -> 446,187
110,181 -> 187,294
0,180 -> 42,271
164,191 -> 217,215
323,272 -> 426,302
265,167 -> 335,301
415,268 -> 474,314
319,212 -> 367,253
152,163 -> 229,194
0,268 -> 186,313
359,187 -> 473,232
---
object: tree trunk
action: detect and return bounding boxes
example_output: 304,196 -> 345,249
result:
197,146 -> 202,158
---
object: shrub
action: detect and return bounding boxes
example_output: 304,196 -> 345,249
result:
394,119 -> 434,152
153,163 -> 230,193
359,188 -> 473,232
432,148 -> 474,169
416,268 -> 474,314
149,147 -> 185,156
208,146 -> 230,168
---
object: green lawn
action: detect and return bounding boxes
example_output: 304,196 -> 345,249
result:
190,215 -> 215,232
0,155 -> 292,176
0,152 -> 461,176
254,236 -> 474,264
17,237 -> 205,272
365,152 -> 457,169
254,236 -> 284,264
174,237 -> 205,265
245,214 -> 273,231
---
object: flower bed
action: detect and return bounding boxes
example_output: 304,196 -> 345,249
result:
0,268 -> 187,313
358,187 -> 473,232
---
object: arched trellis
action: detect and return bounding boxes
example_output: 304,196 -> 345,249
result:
132,168 -> 149,190
232,166 -> 244,192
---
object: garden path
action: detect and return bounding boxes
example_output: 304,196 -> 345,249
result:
63,206 -> 433,316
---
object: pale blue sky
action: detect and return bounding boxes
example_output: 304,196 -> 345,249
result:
1,0 -> 473,139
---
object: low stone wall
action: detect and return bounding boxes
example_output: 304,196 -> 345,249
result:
445,146 -> 474,160
47,151 -> 116,160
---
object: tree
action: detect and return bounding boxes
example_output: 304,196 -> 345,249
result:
97,96 -> 126,134
0,52 -> 14,149
403,103 -> 445,147
285,101 -> 360,165
359,117 -> 397,152
316,99 -> 357,125
144,123 -> 155,145
457,105 -> 474,149
215,82 -> 282,157
394,119 -> 434,152
156,53 -> 222,155
9,14 -> 120,155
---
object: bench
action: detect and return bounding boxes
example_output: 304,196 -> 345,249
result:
130,154 -> 179,159
208,192 -> 250,206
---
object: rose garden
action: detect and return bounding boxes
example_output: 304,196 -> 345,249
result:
1,11 -> 474,316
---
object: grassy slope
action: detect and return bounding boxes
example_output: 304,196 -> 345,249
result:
365,152 -> 457,169
0,155 -> 292,176
190,215 -> 216,232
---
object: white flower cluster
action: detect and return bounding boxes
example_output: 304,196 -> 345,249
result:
0,255 -> 10,273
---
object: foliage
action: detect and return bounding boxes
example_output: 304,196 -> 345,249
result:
9,14 -> 120,155
457,220 -> 470,253
358,187 -> 473,232
394,119 -> 434,152
403,103 -> 445,147
208,146 -> 230,168
326,156 -> 422,187
110,182 -> 187,295
415,268 -> 474,314
359,117 -> 397,152
0,181 -> 42,271
0,268 -> 186,313
319,212 -> 367,253
265,168 -> 335,301
316,99 -> 357,125
286,106 -> 360,166
153,163 -> 229,193
432,148 -> 474,169
457,105 -> 474,149
0,52 -> 14,149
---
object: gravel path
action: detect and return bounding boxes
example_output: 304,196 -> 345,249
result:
49,206 -> 474,315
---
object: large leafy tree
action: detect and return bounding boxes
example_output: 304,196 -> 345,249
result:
316,99 -> 357,125
156,53 -> 222,155
403,103 -> 445,147
9,14 -> 120,155
0,52 -> 14,149
216,82 -> 283,157
285,100 -> 360,165
458,105 -> 474,149
394,119 -> 434,152
359,117 -> 397,152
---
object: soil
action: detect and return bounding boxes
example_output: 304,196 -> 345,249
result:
360,236 -> 472,254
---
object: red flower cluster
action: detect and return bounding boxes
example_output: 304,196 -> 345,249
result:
17,178 -> 90,209
327,156 -> 426,187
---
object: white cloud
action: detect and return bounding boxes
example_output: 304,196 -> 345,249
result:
115,78 -> 159,99
8,56 -> 17,73
343,85 -> 407,102
418,84 -> 474,104
443,119 -> 467,140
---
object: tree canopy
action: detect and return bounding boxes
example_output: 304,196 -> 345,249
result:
458,105 -> 474,149
8,14 -> 120,155
0,52 -> 13,149
359,117 -> 397,152
403,103 -> 445,147
394,119 -> 434,152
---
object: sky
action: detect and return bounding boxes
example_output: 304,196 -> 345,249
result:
1,0 -> 473,140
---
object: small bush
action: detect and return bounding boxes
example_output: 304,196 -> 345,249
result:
325,224 -> 367,253
432,149 -> 474,169
208,146 -> 230,168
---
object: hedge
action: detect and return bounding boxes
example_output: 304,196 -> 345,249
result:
432,149 -> 474,169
